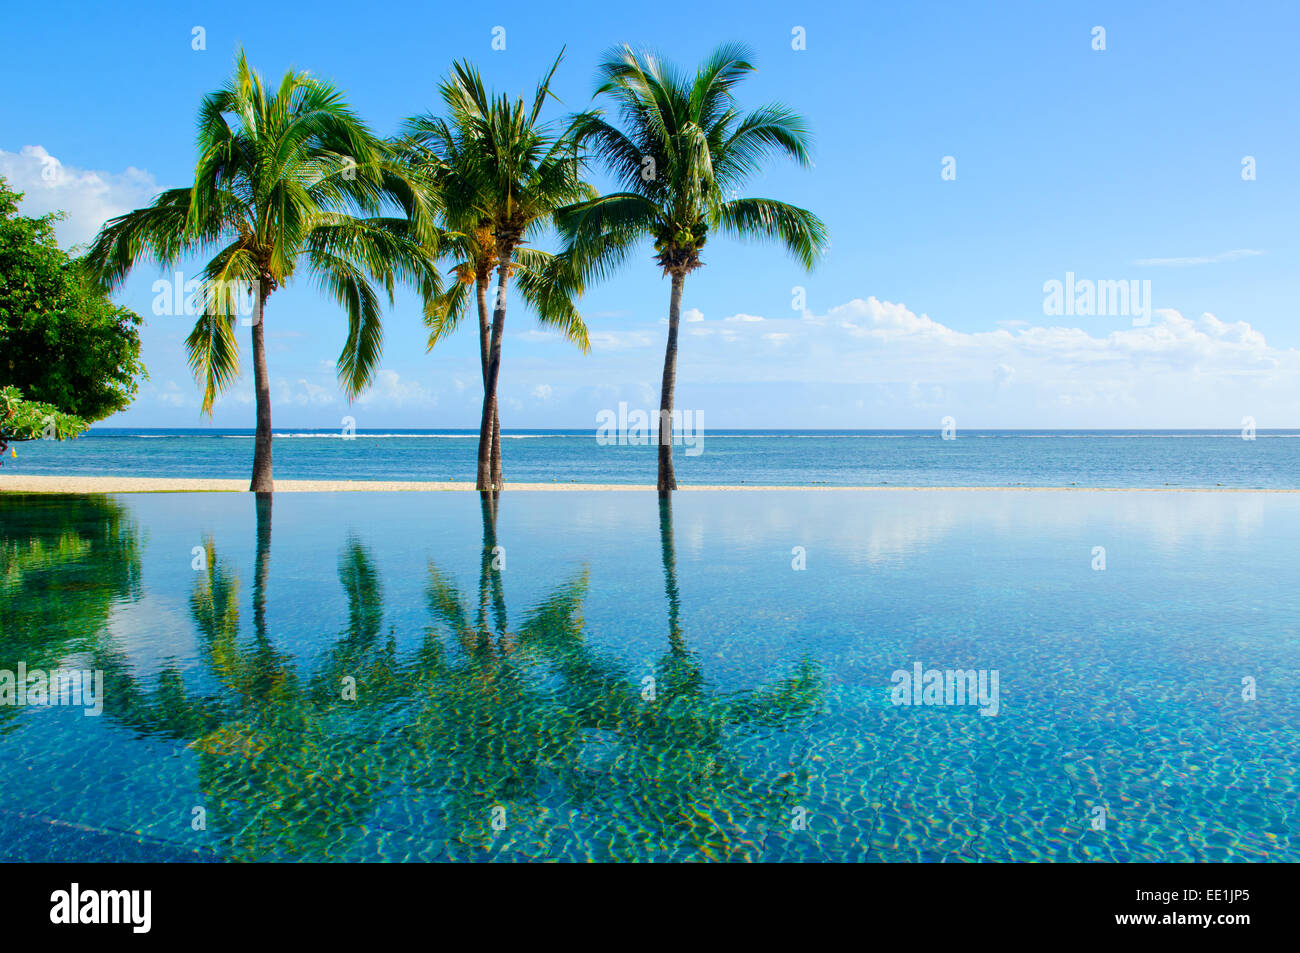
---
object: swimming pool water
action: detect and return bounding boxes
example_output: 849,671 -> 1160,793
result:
1,490 -> 1296,861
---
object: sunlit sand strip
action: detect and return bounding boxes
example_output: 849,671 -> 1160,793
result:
2,475 -> 1297,494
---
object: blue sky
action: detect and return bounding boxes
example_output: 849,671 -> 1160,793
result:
3,0 -> 1297,429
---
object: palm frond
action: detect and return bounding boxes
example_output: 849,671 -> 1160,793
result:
184,310 -> 241,415
690,42 -> 756,125
714,197 -> 828,270
315,252 -> 383,398
714,103 -> 814,190
424,280 -> 471,350
513,248 -> 589,352
82,188 -> 210,290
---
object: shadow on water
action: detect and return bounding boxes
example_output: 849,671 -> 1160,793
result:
82,492 -> 825,861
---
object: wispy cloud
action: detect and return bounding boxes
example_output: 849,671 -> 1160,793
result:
1134,249 -> 1265,267
276,377 -> 338,407
354,370 -> 433,408
589,330 -> 656,350
155,381 -> 190,408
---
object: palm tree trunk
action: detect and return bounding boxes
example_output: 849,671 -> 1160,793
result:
492,408 -> 503,489
477,251 -> 512,491
250,490 -> 278,698
475,275 -> 503,489
479,490 -> 506,636
249,291 -> 273,493
252,490 -> 272,644
657,272 -> 686,494
658,494 -> 682,648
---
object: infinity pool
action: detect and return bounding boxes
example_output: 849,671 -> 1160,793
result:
1,490 -> 1296,861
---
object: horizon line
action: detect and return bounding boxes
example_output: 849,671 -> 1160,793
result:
83,425 -> 1300,434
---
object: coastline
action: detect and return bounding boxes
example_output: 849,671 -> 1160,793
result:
2,475 -> 1297,494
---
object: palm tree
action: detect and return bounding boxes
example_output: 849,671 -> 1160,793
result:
84,50 -> 442,492
398,101 -> 589,488
558,44 -> 828,493
408,54 -> 593,491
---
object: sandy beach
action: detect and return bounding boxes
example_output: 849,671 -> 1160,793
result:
1,475 -> 1295,494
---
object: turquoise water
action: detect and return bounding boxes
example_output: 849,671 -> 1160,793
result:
1,490 -> 1297,861
9,428 -> 1300,487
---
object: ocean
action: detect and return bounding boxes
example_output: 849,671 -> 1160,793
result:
7,428 -> 1300,488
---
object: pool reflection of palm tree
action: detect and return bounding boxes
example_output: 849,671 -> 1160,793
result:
620,494 -> 824,860
97,493 -> 298,738
92,493 -> 824,861
183,497 -> 391,860
95,495 -> 384,860
308,533 -> 403,708
412,493 -> 825,860
415,494 -> 617,853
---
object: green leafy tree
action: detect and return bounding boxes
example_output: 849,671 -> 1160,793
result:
84,50 -> 442,492
0,386 -> 87,462
558,45 -> 828,492
0,176 -> 146,422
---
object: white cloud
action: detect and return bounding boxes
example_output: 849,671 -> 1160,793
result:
532,383 -> 553,400
0,145 -> 160,247
663,295 -> 1300,424
683,308 -> 705,322
817,298 -> 1275,374
354,369 -> 432,408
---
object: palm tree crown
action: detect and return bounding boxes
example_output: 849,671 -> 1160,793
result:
559,43 -> 827,281
84,50 -> 441,490
557,44 -> 828,492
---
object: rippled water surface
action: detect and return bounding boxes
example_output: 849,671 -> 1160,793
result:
1,490 -> 1296,861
